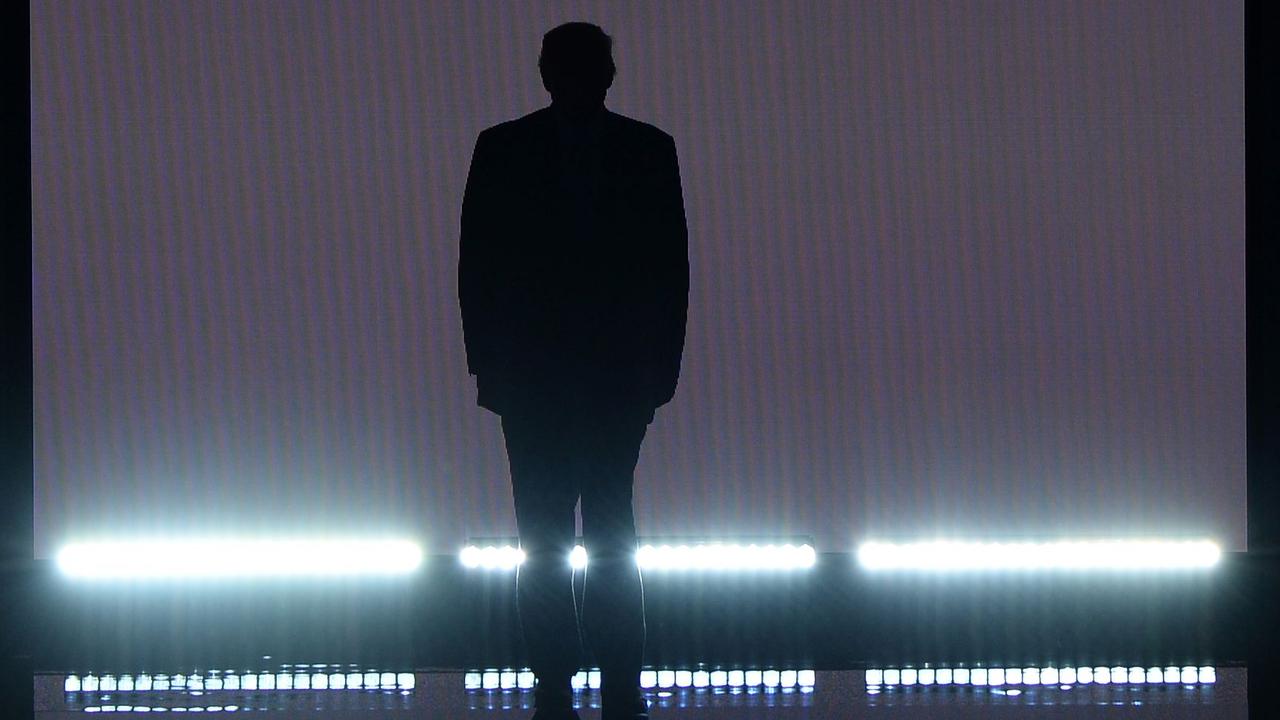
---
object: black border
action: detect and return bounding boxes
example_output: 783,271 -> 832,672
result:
3,2 -> 33,717
1243,1 -> 1277,718
4,2 -> 1270,718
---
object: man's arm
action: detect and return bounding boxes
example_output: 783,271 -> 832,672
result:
651,134 -> 690,407
458,130 -> 501,377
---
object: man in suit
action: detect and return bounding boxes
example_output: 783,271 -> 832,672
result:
458,21 -> 688,720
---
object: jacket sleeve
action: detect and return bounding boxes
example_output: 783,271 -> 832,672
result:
458,130 -> 501,377
651,134 -> 690,407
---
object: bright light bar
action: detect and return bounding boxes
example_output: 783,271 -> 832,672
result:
56,538 -> 424,579
637,542 -> 816,570
64,670 -> 414,692
866,665 -> 1217,687
80,705 -> 242,713
856,539 -> 1221,571
460,544 -> 526,570
461,544 -> 574,569
461,541 -> 817,571
463,667 -> 816,692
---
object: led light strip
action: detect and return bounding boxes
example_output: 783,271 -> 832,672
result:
460,543 -> 817,570
65,669 -> 414,692
55,539 -> 425,579
464,667 -> 817,691
865,665 -> 1216,687
638,543 -> 817,570
460,544 -> 528,570
856,540 -> 1221,571
80,704 -> 241,712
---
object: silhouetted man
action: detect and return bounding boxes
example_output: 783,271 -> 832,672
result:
458,21 -> 688,720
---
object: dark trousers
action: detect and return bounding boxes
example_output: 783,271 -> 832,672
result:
500,402 -> 649,692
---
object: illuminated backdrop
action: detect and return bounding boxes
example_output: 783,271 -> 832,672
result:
30,0 -> 1244,557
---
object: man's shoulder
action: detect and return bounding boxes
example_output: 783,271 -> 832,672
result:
609,110 -> 670,137
608,110 -> 673,145
475,118 -> 522,144
474,109 -> 539,147
478,107 -> 672,145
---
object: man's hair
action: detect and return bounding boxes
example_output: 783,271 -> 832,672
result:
538,22 -> 616,93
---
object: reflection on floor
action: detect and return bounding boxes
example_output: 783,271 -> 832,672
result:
35,661 -> 1246,718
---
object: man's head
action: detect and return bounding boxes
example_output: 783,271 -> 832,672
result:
539,22 -> 616,115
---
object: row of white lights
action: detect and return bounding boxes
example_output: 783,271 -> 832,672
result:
55,539 -> 1221,578
857,541 -> 1222,571
462,540 -> 1220,571
459,543 -> 819,570
65,671 -> 414,693
866,665 -> 1216,687
55,539 -> 424,579
67,666 -> 1218,707
464,667 -> 816,691
79,704 -> 242,713
61,665 -> 1219,695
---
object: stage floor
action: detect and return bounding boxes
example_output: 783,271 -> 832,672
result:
35,665 -> 1246,718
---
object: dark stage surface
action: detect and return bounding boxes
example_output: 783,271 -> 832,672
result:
35,665 -> 1245,718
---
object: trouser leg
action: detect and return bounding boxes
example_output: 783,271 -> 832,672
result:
577,412 -> 649,694
502,411 -> 583,682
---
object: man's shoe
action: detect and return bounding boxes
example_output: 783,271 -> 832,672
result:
601,686 -> 650,720
531,679 -> 581,720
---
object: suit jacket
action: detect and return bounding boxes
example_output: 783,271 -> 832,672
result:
458,105 -> 689,422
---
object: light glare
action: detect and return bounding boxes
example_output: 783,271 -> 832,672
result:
56,538 -> 423,579
857,539 -> 1220,571
867,664 -> 1219,688
462,541 -> 817,571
